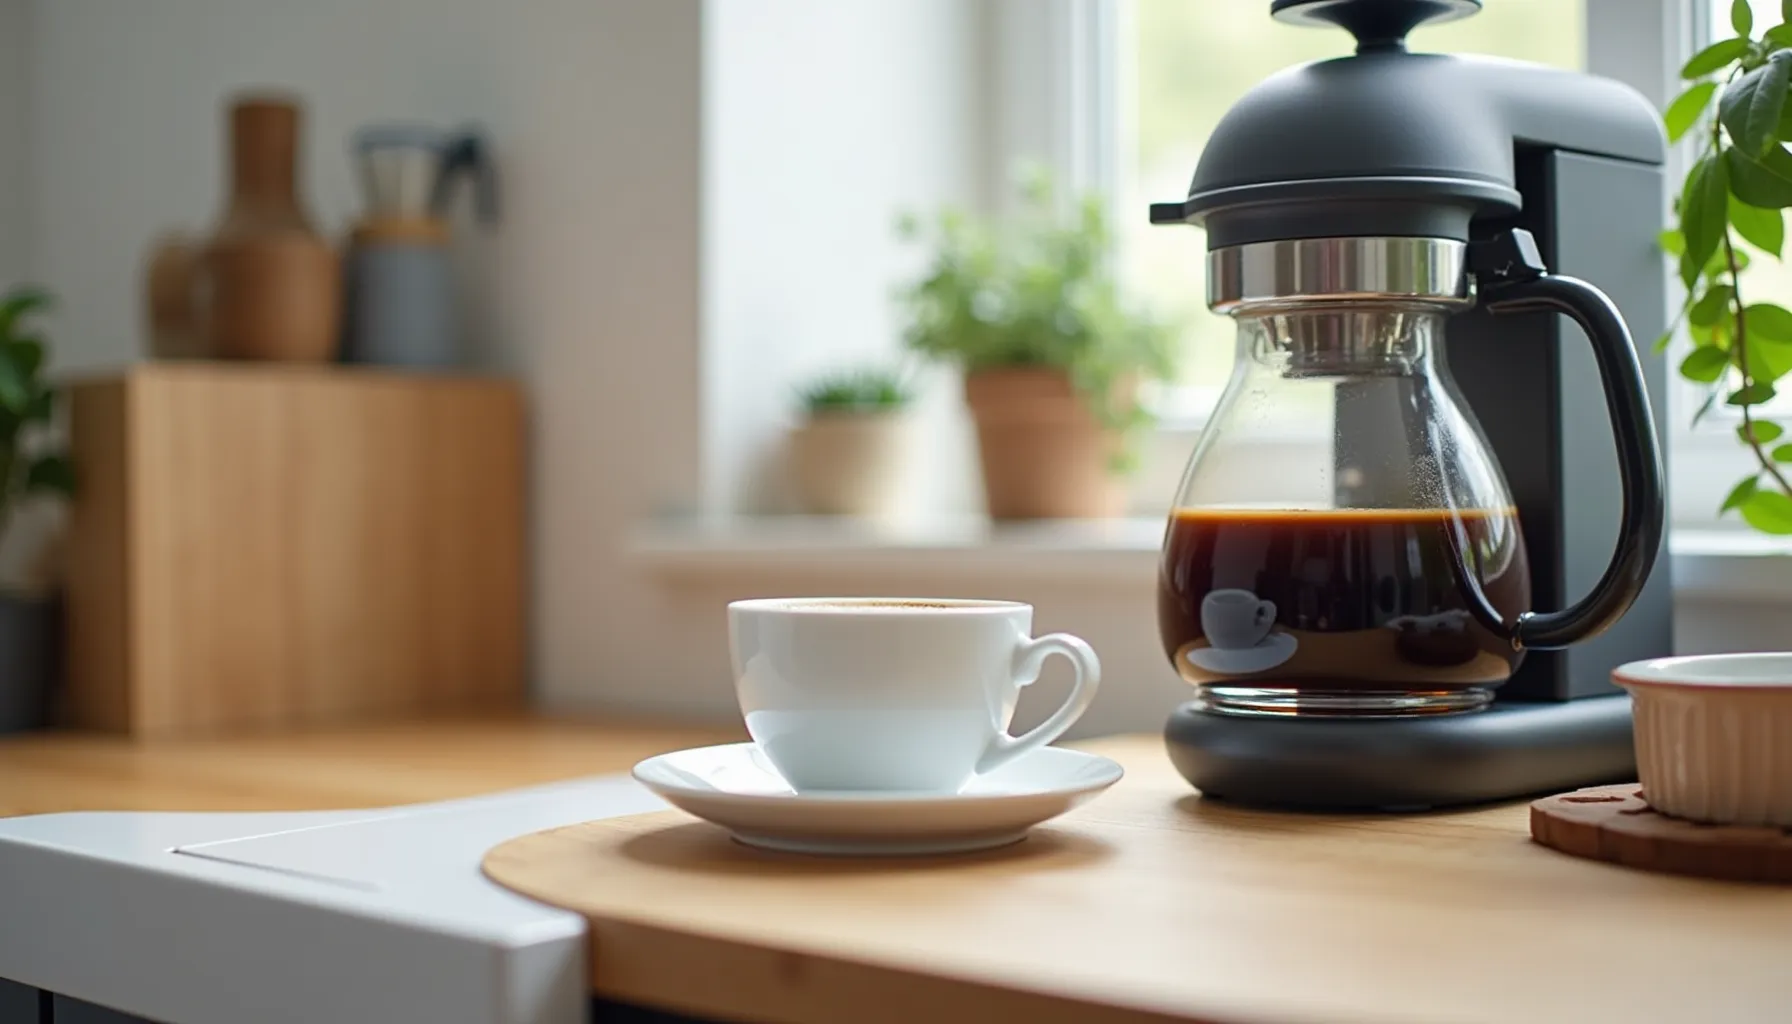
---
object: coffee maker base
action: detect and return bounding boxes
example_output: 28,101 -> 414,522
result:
1164,694 -> 1635,811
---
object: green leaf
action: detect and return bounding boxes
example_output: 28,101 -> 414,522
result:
1722,53 -> 1792,155
1741,489 -> 1792,533
1723,475 -> 1761,512
23,455 -> 73,497
1681,344 -> 1732,382
24,388 -> 53,424
1695,388 -> 1722,424
0,287 -> 50,341
1729,381 -> 1779,405
1690,285 -> 1734,326
1659,228 -> 1686,256
1745,301 -> 1792,342
1741,420 -> 1785,444
1731,196 -> 1786,256
0,348 -> 28,414
1665,82 -> 1719,142
1735,0 -> 1755,38
8,334 -> 43,381
1774,443 -> 1792,461
1749,337 -> 1792,381
1682,155 -> 1731,276
1680,248 -> 1706,289
1727,144 -> 1792,207
1684,37 -> 1752,78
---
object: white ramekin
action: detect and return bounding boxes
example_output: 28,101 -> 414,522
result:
1613,654 -> 1792,828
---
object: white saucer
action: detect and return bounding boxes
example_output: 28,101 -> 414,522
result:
1184,631 -> 1299,675
631,743 -> 1123,856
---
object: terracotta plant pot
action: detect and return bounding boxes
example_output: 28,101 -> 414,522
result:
196,94 -> 341,363
964,368 -> 1127,519
790,410 -> 913,517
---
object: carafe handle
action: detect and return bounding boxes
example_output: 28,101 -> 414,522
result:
1471,229 -> 1665,650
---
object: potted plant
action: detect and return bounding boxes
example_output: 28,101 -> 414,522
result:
0,287 -> 75,733
897,170 -> 1177,519
789,367 -> 915,518
1660,5 -> 1792,532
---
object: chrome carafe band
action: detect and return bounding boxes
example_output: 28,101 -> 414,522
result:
1208,237 -> 1473,315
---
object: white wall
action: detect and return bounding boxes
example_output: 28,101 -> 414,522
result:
700,0 -> 985,519
22,0 -> 999,723
544,0 -> 998,719
26,0 -> 706,708
0,0 -> 27,287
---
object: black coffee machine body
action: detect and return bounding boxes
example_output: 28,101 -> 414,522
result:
1152,0 -> 1673,810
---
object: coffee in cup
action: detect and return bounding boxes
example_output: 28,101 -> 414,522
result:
728,598 -> 1101,793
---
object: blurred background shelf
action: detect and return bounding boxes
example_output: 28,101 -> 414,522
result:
65,363 -> 525,738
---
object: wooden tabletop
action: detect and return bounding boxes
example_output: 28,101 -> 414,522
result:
0,714 -> 741,817
484,733 -> 1792,1024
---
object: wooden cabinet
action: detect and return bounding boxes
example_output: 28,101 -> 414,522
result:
64,365 -> 525,737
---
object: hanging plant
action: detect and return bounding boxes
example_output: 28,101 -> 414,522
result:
1661,0 -> 1792,533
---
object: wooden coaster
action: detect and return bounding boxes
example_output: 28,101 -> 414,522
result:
1530,784 -> 1792,883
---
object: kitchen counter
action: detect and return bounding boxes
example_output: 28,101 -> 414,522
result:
486,734 -> 1792,1024
3,718 -> 1788,1024
0,714 -> 741,817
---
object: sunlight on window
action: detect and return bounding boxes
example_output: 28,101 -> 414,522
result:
1122,1 -> 1586,421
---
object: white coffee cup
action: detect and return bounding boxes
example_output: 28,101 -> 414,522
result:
728,598 -> 1102,793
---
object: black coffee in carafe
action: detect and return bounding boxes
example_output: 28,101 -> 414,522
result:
1159,507 -> 1531,701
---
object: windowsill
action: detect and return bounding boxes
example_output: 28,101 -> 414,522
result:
633,515 -> 1792,598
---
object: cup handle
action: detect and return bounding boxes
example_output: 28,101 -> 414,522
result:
1255,599 -> 1276,627
975,633 -> 1102,775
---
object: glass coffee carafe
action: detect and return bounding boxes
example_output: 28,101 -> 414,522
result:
1158,233 -> 1663,718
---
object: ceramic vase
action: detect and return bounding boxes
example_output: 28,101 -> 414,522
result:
197,94 -> 341,362
144,232 -> 206,359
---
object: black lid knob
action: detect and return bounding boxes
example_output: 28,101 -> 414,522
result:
1270,0 -> 1481,51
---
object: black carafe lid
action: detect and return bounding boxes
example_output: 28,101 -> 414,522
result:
1151,0 -> 1663,247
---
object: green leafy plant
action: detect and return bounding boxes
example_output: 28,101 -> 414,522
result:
1662,1 -> 1792,533
796,367 -> 913,416
0,287 -> 73,536
894,167 -> 1179,468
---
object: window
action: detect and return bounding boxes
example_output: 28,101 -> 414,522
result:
1670,0 -> 1792,525
1115,1 -> 1587,423
1012,0 -> 1755,527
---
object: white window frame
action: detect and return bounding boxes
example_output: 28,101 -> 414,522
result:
993,0 -> 1760,527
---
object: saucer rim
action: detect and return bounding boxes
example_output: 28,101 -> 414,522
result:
632,742 -> 1124,806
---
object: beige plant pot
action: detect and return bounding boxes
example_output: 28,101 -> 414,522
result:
789,410 -> 913,517
964,368 -> 1127,520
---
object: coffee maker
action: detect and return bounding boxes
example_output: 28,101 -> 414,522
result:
1151,0 -> 1673,810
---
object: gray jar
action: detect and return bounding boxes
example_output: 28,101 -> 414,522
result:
341,235 -> 458,368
